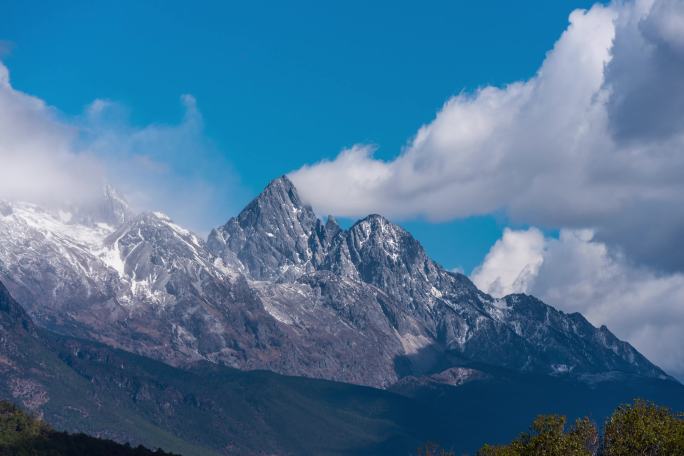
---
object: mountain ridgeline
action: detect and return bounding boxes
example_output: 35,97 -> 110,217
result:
0,176 -> 669,388
0,176 -> 683,455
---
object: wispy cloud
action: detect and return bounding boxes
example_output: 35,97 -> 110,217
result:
0,61 -> 104,207
0,61 -> 243,234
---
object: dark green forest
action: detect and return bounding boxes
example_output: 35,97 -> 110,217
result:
0,401 -> 176,456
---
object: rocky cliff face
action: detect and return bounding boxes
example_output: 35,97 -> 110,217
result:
0,280 -> 431,455
212,178 -> 665,382
0,177 -> 669,387
207,176 -> 336,281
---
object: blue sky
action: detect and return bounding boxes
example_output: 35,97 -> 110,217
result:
3,0 -> 684,378
1,0 -> 597,272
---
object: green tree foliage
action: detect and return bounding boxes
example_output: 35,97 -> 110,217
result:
0,401 -> 47,449
603,399 -> 684,456
475,399 -> 683,456
0,401 -> 177,456
477,415 -> 598,456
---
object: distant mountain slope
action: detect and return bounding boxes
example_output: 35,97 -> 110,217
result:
1,281 -> 683,455
0,177 -> 671,388
0,279 -> 429,455
390,366 -> 684,453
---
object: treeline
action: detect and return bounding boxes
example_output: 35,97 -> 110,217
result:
0,401 -> 177,456
419,399 -> 684,456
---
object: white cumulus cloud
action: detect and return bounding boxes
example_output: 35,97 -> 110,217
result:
472,228 -> 684,381
0,62 -> 105,207
290,0 -> 684,273
471,228 -> 546,298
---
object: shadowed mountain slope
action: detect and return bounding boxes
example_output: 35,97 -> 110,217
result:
1,280 -> 683,454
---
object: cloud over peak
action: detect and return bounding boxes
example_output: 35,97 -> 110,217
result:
0,60 -> 242,233
472,227 -> 684,381
290,0 -> 684,273
291,0 -> 684,378
0,62 -> 104,207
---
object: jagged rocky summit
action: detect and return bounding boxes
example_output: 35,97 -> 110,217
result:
0,177 -> 670,387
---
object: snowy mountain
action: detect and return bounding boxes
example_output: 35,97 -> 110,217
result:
0,177 -> 670,387
3,276 -> 680,456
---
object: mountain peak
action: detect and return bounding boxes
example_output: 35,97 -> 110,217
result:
72,184 -> 132,227
360,213 -> 411,230
350,214 -> 411,247
208,175 -> 322,280
100,184 -> 132,224
360,214 -> 391,224
235,175 -> 313,226
337,212 -> 432,280
325,215 -> 341,237
256,175 -> 301,205
268,175 -> 296,192
238,174 -> 316,228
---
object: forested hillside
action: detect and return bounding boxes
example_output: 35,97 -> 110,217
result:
0,401 -> 177,455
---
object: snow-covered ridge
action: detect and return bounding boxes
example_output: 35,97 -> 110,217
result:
0,195 -> 234,310
0,201 -> 115,249
0,177 -> 670,388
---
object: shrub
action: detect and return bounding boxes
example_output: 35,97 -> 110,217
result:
603,399 -> 684,456
477,415 -> 598,456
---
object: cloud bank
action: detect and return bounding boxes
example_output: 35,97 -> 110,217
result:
290,0 -> 684,378
472,228 -> 684,381
290,0 -> 684,273
0,61 -> 241,233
